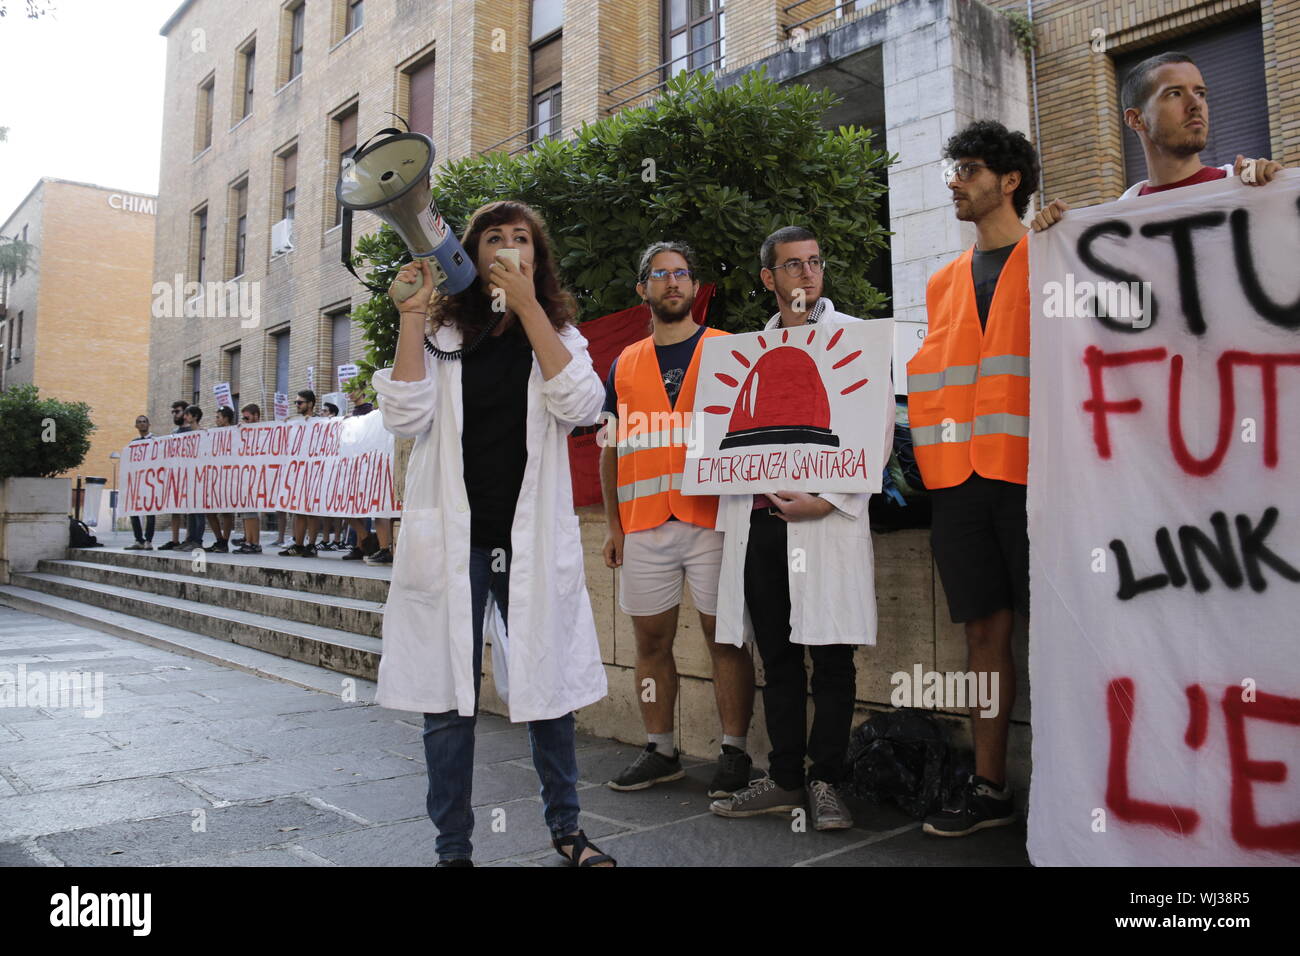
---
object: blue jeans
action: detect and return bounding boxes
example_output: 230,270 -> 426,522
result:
421,545 -> 581,861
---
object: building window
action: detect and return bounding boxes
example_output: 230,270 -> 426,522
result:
225,346 -> 241,410
403,53 -> 436,140
13,311 -> 21,363
188,359 -> 202,407
529,3 -> 562,146
283,2 -> 306,85
280,146 -> 297,222
332,104 -> 358,227
237,38 -> 256,120
345,0 -> 363,35
192,206 -> 208,285
230,180 -> 249,277
328,308 -> 351,388
272,329 -> 290,396
196,73 -> 215,153
665,0 -> 724,78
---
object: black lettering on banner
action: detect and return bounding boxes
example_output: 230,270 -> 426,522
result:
1076,221 -> 1160,333
1138,211 -> 1226,336
1229,201 -> 1300,331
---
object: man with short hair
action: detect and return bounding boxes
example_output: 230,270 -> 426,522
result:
158,400 -> 190,550
179,405 -> 207,549
908,120 -> 1037,837
280,389 -> 321,557
602,241 -> 756,797
1032,51 -> 1284,230
125,415 -> 155,550
708,226 -> 893,830
233,404 -> 265,554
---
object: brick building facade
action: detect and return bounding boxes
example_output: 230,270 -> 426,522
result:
0,179 -> 155,493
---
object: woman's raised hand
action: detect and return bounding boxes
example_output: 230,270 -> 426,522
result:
390,258 -> 435,315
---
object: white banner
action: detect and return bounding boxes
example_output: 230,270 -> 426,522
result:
120,412 -> 401,518
682,320 -> 893,494
1027,171 -> 1300,866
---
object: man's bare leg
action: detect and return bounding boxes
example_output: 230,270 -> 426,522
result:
966,608 -> 1016,786
632,607 -> 680,734
698,612 -> 754,738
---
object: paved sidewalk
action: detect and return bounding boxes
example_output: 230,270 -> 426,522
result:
0,604 -> 1029,866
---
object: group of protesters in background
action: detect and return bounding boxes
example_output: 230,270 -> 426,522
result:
125,382 -> 393,566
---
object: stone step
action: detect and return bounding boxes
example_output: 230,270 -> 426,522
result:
0,584 -> 377,698
37,558 -> 385,639
63,545 -> 391,603
8,571 -> 381,681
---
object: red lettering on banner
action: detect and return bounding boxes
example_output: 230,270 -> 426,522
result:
1105,677 -> 1200,835
1184,684 -> 1209,750
1222,686 -> 1300,852
1082,347 -> 1300,473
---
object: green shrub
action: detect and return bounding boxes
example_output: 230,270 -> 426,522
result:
348,68 -> 892,384
0,384 -> 95,479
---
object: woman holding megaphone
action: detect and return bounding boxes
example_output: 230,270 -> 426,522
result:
371,200 -> 614,867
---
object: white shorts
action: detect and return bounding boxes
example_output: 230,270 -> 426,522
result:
619,520 -> 723,617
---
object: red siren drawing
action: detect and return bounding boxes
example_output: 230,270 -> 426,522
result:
718,345 -> 839,449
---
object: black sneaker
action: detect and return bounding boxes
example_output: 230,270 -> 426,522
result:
279,543 -> 316,557
233,542 -> 262,554
435,858 -> 473,867
359,533 -> 380,557
364,547 -> 393,565
707,745 -> 754,798
204,539 -> 229,553
341,546 -> 366,560
922,775 -> 1016,837
607,744 -> 685,791
157,540 -> 180,551
179,539 -> 204,550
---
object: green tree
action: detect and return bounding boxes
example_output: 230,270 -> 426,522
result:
348,68 -> 893,384
0,384 -> 95,479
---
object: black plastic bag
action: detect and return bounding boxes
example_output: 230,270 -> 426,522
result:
844,708 -> 972,819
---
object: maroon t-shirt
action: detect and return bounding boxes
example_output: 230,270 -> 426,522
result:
1138,165 -> 1228,195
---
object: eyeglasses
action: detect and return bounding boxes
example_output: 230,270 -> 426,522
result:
771,257 -> 825,277
943,161 -> 990,184
294,400 -> 307,406
645,268 -> 694,282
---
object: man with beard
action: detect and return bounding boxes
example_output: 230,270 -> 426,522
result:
907,121 -> 1037,837
1032,52 -> 1284,230
708,226 -> 893,830
601,241 -> 757,799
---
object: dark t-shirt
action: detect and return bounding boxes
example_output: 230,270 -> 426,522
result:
461,324 -> 533,550
602,324 -> 706,415
971,242 -> 1019,331
348,402 -> 374,417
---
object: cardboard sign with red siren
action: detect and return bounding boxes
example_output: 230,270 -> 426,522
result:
683,318 -> 894,494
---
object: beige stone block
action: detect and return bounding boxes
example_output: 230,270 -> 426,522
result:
573,663 -> 644,748
861,528 -> 936,705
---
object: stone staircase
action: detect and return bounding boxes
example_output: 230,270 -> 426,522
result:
0,544 -> 387,689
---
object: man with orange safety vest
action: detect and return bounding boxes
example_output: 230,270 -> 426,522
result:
907,120 -> 1039,838
599,241 -> 757,798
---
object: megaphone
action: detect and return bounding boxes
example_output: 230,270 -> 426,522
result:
336,129 -> 477,301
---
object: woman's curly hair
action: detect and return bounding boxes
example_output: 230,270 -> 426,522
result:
943,120 -> 1040,219
429,200 -> 576,335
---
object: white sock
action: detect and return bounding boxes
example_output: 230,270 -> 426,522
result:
647,732 -> 675,755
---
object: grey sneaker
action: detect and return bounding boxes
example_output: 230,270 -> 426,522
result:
808,780 -> 853,830
709,776 -> 804,818
607,744 -> 685,791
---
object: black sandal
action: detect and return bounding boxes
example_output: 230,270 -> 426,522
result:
552,829 -> 617,867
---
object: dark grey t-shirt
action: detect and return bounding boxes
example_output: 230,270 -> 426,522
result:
971,242 -> 1018,331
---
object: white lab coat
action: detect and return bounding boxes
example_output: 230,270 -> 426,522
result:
371,320 -> 608,722
714,299 -> 894,647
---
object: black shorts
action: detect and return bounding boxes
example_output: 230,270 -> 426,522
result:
929,473 -> 1029,623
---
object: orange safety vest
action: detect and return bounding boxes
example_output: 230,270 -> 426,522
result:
614,328 -> 728,532
906,235 -> 1031,489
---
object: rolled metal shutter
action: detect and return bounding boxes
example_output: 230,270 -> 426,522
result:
1116,16 -> 1270,188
